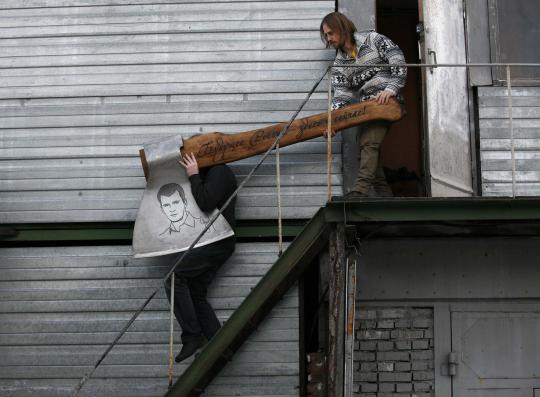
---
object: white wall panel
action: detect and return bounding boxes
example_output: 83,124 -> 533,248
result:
0,0 -> 337,223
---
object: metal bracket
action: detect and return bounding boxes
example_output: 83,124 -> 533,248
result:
441,351 -> 458,376
448,351 -> 458,376
344,224 -> 361,254
428,48 -> 437,74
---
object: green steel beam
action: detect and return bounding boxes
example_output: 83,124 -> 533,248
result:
234,220 -> 307,238
325,197 -> 540,223
165,208 -> 330,397
0,224 -> 133,242
0,220 -> 307,243
7,197 -> 539,243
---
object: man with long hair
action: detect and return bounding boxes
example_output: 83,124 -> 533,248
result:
321,11 -> 406,198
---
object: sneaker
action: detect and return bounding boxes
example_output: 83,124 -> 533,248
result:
175,336 -> 207,363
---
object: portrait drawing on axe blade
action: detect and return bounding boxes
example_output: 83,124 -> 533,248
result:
157,182 -> 214,236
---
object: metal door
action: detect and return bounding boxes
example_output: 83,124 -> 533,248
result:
451,307 -> 540,396
422,0 -> 473,196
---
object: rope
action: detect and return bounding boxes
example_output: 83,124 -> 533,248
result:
507,65 -> 516,198
276,142 -> 283,256
69,64 -> 332,397
327,74 -> 333,202
168,273 -> 175,387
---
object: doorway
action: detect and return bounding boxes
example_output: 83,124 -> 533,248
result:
376,0 -> 424,197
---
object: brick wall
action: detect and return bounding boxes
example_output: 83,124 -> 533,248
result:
354,307 -> 434,397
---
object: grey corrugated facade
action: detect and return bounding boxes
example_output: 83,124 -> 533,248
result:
0,243 -> 299,396
0,1 -> 334,396
0,0 -> 338,223
4,1 -> 539,397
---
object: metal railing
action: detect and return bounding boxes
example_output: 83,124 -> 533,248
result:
334,62 -> 540,198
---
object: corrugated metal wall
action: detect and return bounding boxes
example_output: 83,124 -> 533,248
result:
0,242 -> 299,396
0,0 -> 338,223
479,86 -> 540,196
1,2 -> 334,394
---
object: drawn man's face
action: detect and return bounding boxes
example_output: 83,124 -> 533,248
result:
159,191 -> 186,223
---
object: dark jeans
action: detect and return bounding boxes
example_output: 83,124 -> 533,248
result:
164,236 -> 235,344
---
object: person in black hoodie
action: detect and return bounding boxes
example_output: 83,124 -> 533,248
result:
165,152 -> 237,363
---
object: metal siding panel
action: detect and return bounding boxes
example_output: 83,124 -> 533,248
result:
1,0 -> 296,6
0,80 -> 329,98
452,310 -> 540,396
423,0 -> 473,196
355,237 -> 540,300
0,243 -> 299,396
464,0 -> 492,86
0,184 -> 341,222
479,86 -> 540,196
489,0 -> 540,83
339,0 -> 375,30
0,377 -> 298,397
0,0 -> 337,223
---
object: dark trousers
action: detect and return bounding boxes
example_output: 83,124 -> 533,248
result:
164,236 -> 235,344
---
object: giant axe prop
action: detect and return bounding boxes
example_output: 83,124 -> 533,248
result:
133,98 -> 403,258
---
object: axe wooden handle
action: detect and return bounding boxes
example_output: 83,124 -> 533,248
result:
141,98 -> 403,178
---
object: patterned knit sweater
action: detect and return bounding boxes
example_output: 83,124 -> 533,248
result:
331,30 -> 407,109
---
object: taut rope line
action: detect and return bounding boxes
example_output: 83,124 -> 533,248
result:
168,273 -> 175,387
327,74 -> 333,202
276,142 -> 283,256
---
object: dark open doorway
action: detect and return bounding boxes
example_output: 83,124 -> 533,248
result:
377,0 -> 424,197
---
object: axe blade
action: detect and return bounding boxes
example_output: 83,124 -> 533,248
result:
133,135 -> 233,258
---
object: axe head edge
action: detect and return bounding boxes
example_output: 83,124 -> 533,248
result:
139,135 -> 185,181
